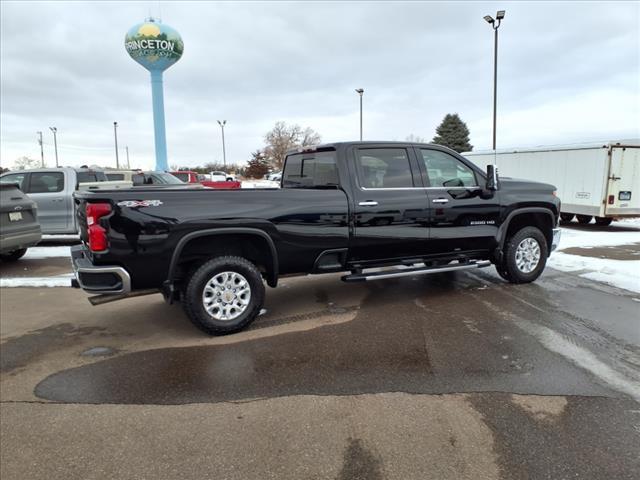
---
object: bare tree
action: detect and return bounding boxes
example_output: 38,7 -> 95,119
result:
263,121 -> 321,169
13,156 -> 40,170
406,134 -> 426,143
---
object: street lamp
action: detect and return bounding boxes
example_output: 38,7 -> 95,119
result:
49,127 -> 59,167
36,131 -> 44,167
217,120 -> 227,168
484,10 -> 505,150
355,88 -> 364,141
113,122 -> 120,169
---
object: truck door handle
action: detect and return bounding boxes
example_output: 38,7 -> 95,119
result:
432,198 -> 449,204
359,201 -> 378,206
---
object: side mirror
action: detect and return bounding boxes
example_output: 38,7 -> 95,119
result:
486,164 -> 499,191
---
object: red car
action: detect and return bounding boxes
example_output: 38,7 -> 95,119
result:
170,171 -> 241,189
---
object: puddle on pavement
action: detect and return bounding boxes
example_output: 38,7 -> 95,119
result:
560,243 -> 640,261
81,346 -> 119,357
33,275 -> 616,405
1,323 -> 107,374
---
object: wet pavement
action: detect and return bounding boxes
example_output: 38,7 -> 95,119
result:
1,259 -> 640,479
561,242 -> 640,260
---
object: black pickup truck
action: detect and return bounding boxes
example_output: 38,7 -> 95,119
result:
72,142 -> 561,335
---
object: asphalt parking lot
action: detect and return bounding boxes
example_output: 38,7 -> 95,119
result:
1,227 -> 639,480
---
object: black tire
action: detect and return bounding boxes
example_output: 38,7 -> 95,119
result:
495,264 -> 513,282
576,215 -> 593,224
182,256 -> 265,335
501,226 -> 548,284
595,217 -> 613,226
0,248 -> 27,262
560,213 -> 574,223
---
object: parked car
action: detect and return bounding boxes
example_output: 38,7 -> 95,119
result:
464,140 -> 639,225
71,141 -> 561,335
105,170 -> 142,182
132,171 -> 186,185
0,181 -> 41,261
0,168 -> 130,234
170,171 -> 199,183
172,170 -> 241,189
267,171 -> 282,181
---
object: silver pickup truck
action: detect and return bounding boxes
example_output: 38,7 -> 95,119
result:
0,168 -> 131,234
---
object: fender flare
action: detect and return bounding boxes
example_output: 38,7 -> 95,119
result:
496,207 -> 556,253
167,227 -> 279,288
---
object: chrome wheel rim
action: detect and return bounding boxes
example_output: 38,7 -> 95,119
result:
515,238 -> 541,273
202,271 -> 251,321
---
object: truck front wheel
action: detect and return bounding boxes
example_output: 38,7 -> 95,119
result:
182,256 -> 265,335
498,226 -> 548,284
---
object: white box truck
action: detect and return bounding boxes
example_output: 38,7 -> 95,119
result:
463,140 -> 639,226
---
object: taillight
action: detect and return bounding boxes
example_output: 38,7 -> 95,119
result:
608,195 -> 615,205
86,203 -> 111,252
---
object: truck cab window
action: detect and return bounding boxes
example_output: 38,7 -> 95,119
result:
421,149 -> 477,187
283,151 -> 339,188
356,148 -> 414,188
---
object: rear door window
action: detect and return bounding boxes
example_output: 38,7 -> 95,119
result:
355,148 -> 415,188
282,151 -> 339,188
106,173 -> 125,181
28,172 -> 64,193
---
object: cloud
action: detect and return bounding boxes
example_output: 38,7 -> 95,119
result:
1,1 -> 638,170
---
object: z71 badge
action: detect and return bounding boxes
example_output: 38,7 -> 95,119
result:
117,200 -> 163,208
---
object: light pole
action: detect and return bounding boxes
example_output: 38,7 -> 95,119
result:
49,127 -> 59,167
217,120 -> 227,168
355,88 -> 364,141
125,146 -> 130,169
36,131 -> 44,167
113,122 -> 120,169
484,10 -> 505,151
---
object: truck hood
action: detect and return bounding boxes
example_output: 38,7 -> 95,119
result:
499,177 -> 557,193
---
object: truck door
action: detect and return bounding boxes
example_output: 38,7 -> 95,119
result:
26,171 -> 69,233
347,145 -> 430,262
416,147 -> 500,254
605,146 -> 639,217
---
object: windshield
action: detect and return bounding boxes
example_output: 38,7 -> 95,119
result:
77,171 -> 107,183
171,172 -> 190,182
151,172 -> 185,184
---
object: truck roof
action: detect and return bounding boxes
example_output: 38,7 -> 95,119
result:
286,141 -> 458,155
463,139 -> 640,156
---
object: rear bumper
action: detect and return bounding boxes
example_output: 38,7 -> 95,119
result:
551,228 -> 561,252
0,227 -> 42,254
71,245 -> 131,294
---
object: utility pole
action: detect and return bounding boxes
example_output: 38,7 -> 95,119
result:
217,120 -> 227,168
37,131 -> 44,167
125,146 -> 130,169
113,122 -> 120,169
355,89 -> 364,141
484,10 -> 505,150
49,127 -> 59,167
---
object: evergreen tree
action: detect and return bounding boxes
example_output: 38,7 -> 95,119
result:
432,114 -> 473,153
245,150 -> 270,178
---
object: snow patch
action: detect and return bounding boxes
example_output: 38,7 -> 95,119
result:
23,246 -> 71,259
0,274 -> 73,288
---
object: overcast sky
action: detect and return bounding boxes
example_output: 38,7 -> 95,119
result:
1,0 -> 638,170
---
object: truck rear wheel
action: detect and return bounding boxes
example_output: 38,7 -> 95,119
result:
182,256 -> 265,335
0,248 -> 27,262
498,226 -> 548,284
576,215 -> 593,224
595,217 -> 613,226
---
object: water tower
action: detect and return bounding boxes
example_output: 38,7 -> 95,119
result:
125,18 -> 183,171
